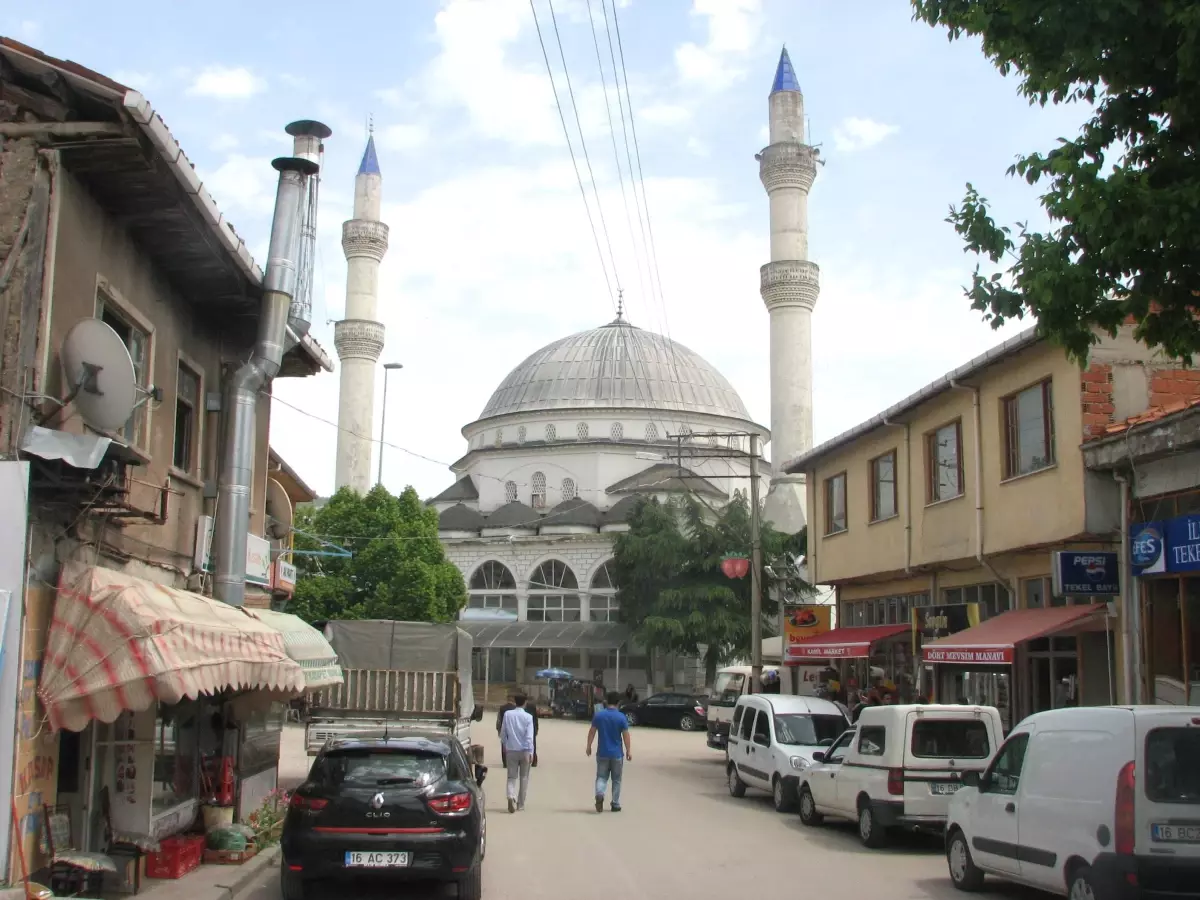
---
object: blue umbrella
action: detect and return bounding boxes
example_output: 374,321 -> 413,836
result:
535,667 -> 573,680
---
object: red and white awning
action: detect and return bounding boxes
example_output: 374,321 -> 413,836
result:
784,623 -> 911,663
921,604 -> 1107,665
40,563 -> 307,732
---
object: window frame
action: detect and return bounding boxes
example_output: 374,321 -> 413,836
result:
1003,378 -> 1056,480
926,419 -> 965,503
172,357 -> 202,476
857,725 -> 886,757
982,732 -> 1030,795
825,471 -> 848,536
95,283 -> 154,451
869,450 -> 898,522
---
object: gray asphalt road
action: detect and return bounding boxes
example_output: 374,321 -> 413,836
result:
241,719 -> 1030,900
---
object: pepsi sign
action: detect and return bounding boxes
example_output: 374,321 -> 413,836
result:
1051,551 -> 1120,597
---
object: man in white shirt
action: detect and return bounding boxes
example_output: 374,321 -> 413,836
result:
500,693 -> 535,812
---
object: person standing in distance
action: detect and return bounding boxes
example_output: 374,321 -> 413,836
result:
586,691 -> 631,812
500,693 -> 535,813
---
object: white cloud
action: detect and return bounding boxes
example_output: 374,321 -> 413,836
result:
832,116 -> 899,152
211,133 -> 240,152
640,103 -> 692,127
187,66 -> 266,100
202,154 -> 278,217
16,20 -> 39,39
674,0 -> 762,88
111,70 -> 154,90
380,123 -> 430,152
685,136 -> 709,157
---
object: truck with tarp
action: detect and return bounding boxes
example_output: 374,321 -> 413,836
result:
305,620 -> 481,756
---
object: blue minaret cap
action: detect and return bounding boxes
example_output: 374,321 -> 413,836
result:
771,46 -> 800,93
357,135 -> 380,176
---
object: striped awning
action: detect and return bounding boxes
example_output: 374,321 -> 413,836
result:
39,563 -> 307,733
248,609 -> 343,690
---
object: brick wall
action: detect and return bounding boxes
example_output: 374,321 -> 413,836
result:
1148,368 -> 1200,408
1080,363 -> 1115,440
1081,362 -> 1200,440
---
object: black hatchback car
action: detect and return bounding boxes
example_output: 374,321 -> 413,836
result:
281,732 -> 487,900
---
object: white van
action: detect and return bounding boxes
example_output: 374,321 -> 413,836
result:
945,705 -> 1200,898
794,704 -> 1004,848
705,664 -> 824,751
725,693 -> 849,811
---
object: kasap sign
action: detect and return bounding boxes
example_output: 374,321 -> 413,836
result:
1051,551 -> 1120,597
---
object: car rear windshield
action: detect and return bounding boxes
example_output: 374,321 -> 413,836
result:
774,714 -> 847,746
910,720 -> 991,759
313,750 -> 446,788
1145,727 -> 1200,804
711,673 -> 745,705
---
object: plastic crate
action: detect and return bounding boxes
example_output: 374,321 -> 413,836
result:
145,835 -> 205,880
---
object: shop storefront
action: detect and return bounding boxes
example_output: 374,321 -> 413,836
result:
784,623 -> 914,700
921,603 -> 1110,732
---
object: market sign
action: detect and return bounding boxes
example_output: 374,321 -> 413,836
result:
783,605 -> 832,650
272,559 -> 297,595
1130,514 -> 1200,576
1051,551 -> 1120,597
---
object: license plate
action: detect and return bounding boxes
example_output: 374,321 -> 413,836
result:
1152,824 -> 1200,843
344,851 -> 411,867
931,782 -> 961,795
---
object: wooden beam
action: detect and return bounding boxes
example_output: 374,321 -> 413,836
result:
0,81 -> 69,121
0,121 -> 125,138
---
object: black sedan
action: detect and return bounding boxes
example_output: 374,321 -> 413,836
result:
620,692 -> 708,731
281,732 -> 487,900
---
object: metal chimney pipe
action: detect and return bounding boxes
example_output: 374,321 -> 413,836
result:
285,119 -> 329,346
212,122 -> 328,607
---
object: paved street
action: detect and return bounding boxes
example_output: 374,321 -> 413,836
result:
242,720 -> 1032,900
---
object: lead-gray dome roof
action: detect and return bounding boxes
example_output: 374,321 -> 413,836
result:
476,317 -> 751,421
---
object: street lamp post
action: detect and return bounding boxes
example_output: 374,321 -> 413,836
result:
378,362 -> 403,485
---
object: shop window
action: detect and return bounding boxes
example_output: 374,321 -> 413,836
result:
927,420 -> 964,502
825,472 -> 847,535
858,726 -> 885,756
943,587 -> 963,606
870,451 -> 898,521
1023,577 -> 1050,609
152,700 -> 197,815
1003,379 -> 1056,478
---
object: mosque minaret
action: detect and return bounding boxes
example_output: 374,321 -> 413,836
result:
333,133 -> 389,493
758,47 -> 819,534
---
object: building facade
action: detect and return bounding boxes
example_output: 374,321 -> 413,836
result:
784,325 -> 1198,729
430,313 -> 768,703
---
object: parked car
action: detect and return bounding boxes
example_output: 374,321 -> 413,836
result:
944,705 -> 1200,898
281,732 -> 487,900
725,694 -> 848,812
621,692 -> 708,731
792,703 -> 1004,848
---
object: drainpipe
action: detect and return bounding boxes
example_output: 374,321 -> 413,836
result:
1114,472 -> 1137,704
212,122 -> 328,607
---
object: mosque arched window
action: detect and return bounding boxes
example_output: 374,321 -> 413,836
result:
495,429 -> 503,446
562,477 -> 576,501
589,560 -> 619,622
610,422 -> 623,441
532,471 -> 546,509
645,423 -> 658,442
518,425 -> 527,443
466,561 -> 517,617
708,430 -> 719,446
545,424 -> 556,442
527,560 -> 580,622
504,481 -> 518,503
577,422 -> 589,440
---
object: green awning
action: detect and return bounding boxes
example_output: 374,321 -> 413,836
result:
250,609 -> 344,689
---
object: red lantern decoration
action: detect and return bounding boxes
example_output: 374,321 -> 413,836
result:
721,556 -> 750,579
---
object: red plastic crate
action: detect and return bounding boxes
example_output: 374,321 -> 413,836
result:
145,835 -> 206,880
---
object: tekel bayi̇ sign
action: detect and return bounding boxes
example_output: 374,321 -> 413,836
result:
1051,551 -> 1120,597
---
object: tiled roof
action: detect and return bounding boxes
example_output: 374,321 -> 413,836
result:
1088,397 -> 1200,440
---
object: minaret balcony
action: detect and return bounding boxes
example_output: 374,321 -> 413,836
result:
760,260 -> 820,312
757,143 -> 818,193
342,220 -> 390,262
334,318 -> 386,361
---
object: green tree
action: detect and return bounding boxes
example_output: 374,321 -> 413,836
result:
912,1 -> 1200,362
287,485 -> 466,624
611,494 -> 810,685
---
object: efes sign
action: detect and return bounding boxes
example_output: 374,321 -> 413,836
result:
1051,551 -> 1120,597
1129,515 -> 1200,576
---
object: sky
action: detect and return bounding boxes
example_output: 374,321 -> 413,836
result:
3,1 -> 1087,502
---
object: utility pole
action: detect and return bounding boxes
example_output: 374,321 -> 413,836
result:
749,432 -> 763,690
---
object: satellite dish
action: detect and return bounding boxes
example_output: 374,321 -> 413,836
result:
60,319 -> 137,432
266,477 -> 294,540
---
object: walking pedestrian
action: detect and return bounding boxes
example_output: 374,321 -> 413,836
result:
500,692 -> 535,813
586,690 -> 631,813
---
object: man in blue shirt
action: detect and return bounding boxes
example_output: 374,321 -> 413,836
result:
500,693 -> 536,813
586,691 -> 632,812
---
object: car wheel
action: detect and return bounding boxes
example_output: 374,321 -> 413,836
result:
798,786 -> 823,825
625,711 -> 638,727
280,861 -> 305,900
1067,864 -> 1099,900
771,776 -> 795,812
678,714 -> 696,732
947,829 -> 985,892
457,862 -> 483,900
857,802 -> 888,848
727,764 -> 747,798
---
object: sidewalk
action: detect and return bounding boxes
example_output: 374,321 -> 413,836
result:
134,846 -> 279,900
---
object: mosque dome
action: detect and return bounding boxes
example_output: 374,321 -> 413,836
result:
475,316 -> 752,422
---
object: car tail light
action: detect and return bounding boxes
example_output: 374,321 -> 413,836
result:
289,794 -> 328,812
695,705 -> 706,717
1115,760 -> 1136,855
428,792 -> 472,816
887,769 -> 904,796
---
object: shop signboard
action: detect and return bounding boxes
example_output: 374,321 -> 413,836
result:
194,516 -> 277,585
1130,514 -> 1200,576
915,603 -> 980,643
1051,551 -> 1120,597
272,559 -> 297,595
783,604 -> 832,652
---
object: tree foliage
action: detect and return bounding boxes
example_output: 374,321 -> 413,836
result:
912,1 -> 1200,363
610,494 -> 811,684
287,485 -> 466,624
